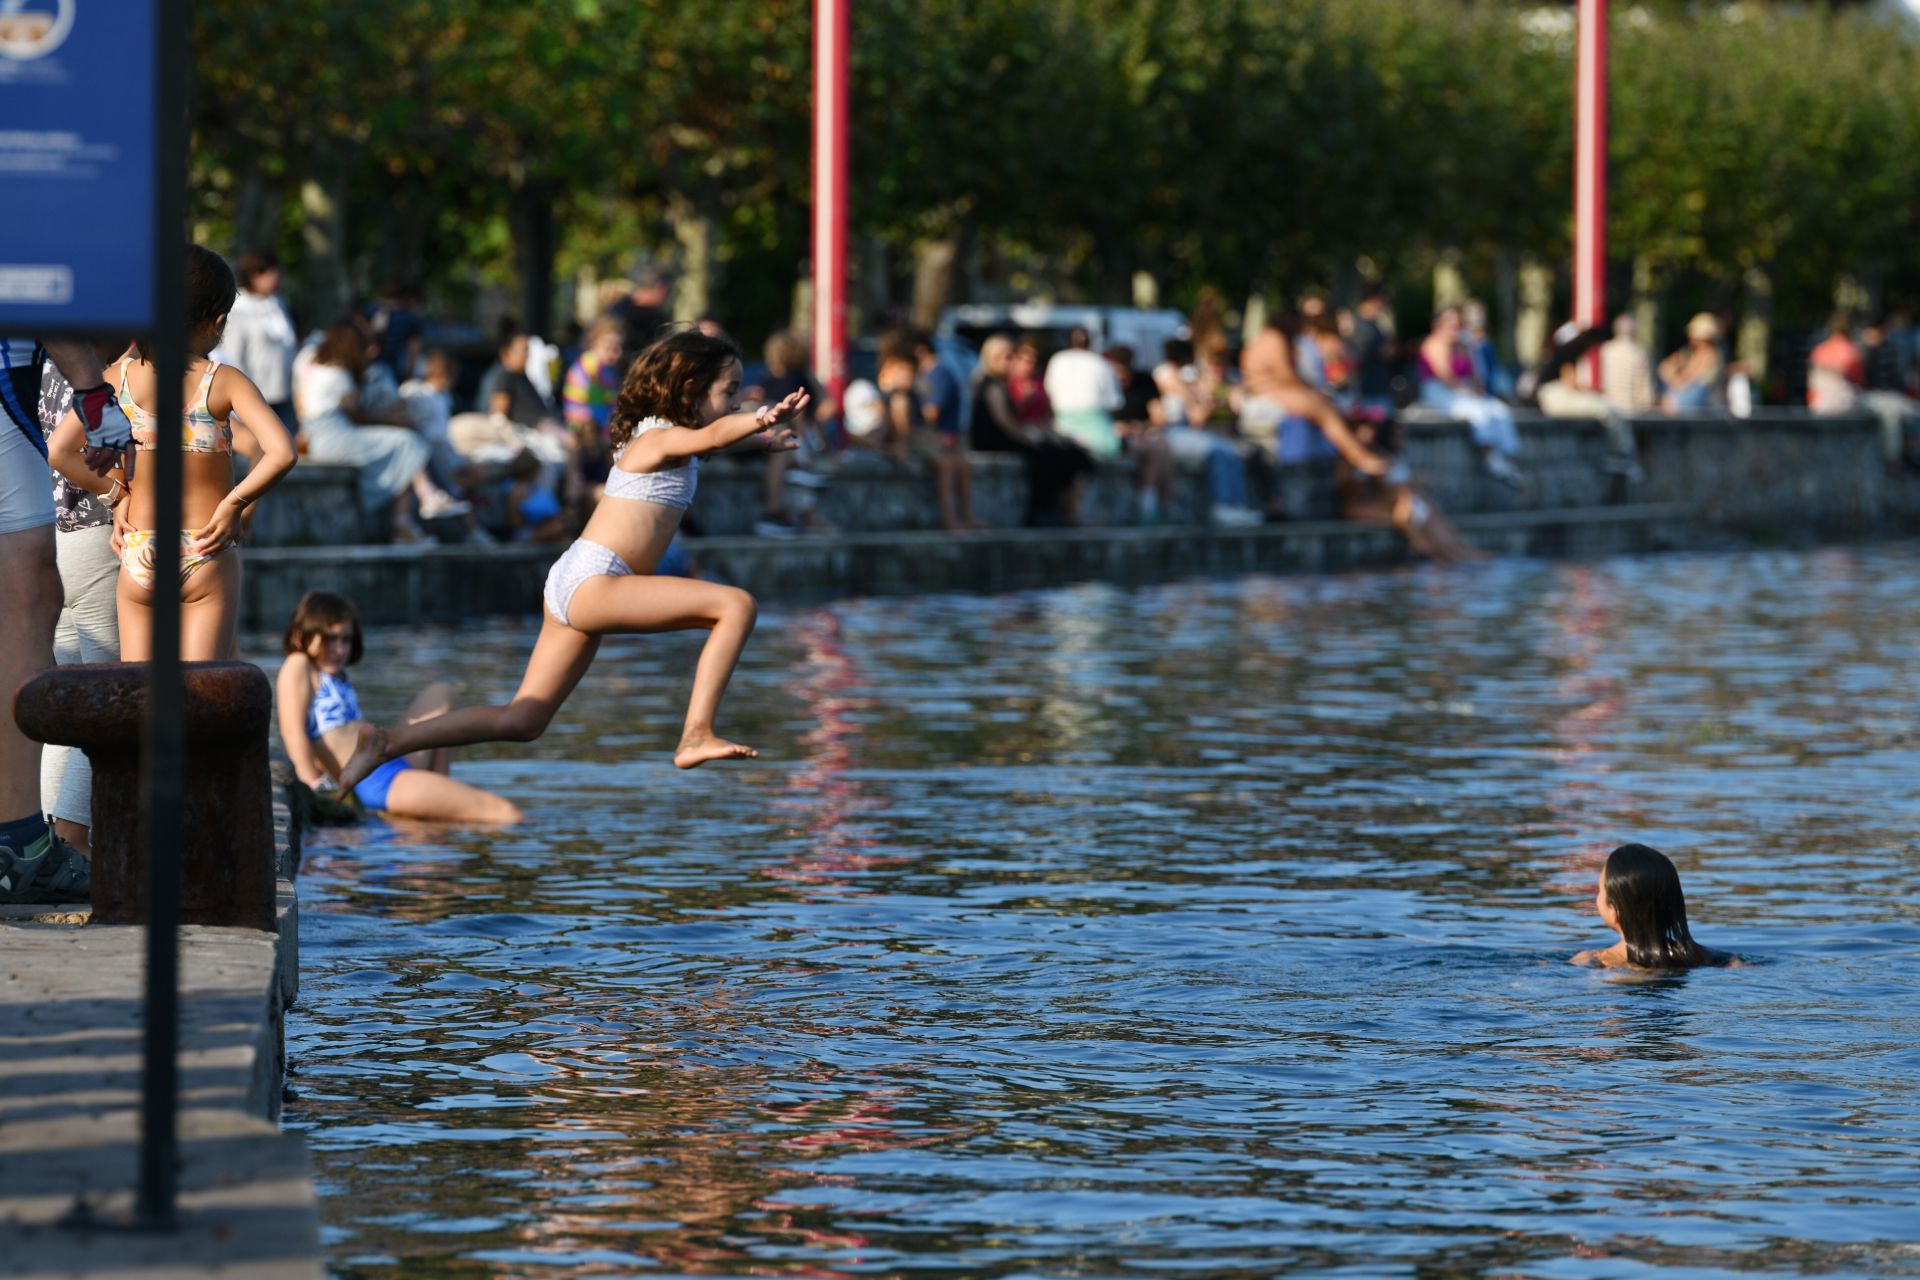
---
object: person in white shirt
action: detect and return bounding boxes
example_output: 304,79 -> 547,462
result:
1043,327 -> 1123,458
219,250 -> 300,435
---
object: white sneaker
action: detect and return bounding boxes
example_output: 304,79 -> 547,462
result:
1486,453 -> 1526,488
1210,503 -> 1262,528
418,490 -> 473,520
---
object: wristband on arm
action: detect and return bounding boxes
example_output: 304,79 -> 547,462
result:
71,384 -> 134,449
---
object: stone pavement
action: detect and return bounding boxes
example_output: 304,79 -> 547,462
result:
0,783 -> 316,1280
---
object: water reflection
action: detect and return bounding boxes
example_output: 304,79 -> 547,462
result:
285,546 -> 1920,1278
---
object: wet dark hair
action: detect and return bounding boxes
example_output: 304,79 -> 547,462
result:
610,329 -> 743,448
1603,843 -> 1703,969
187,244 -> 238,329
283,591 -> 364,666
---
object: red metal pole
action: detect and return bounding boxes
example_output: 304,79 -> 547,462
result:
812,0 -> 849,406
1575,0 -> 1608,385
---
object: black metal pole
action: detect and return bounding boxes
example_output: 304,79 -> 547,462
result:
136,0 -> 192,1230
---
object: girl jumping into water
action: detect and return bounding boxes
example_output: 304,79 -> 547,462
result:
339,331 -> 803,790
1572,843 -> 1736,970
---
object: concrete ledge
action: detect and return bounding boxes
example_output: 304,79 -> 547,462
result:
0,785 -> 316,1277
239,503 -> 1692,625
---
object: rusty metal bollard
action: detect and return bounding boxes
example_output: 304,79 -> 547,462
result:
14,661 -> 277,932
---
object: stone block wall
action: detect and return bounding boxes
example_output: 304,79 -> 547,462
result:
1400,410 -> 1893,535
244,461 -> 379,547
241,410 -> 1909,550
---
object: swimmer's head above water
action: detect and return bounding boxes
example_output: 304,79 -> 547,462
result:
1574,843 -> 1732,970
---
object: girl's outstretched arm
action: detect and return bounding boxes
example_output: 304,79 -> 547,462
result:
622,390 -> 809,471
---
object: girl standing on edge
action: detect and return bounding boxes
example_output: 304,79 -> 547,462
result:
1573,843 -> 1737,970
49,245 -> 296,660
340,331 -> 803,790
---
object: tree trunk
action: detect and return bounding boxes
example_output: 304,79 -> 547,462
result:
230,173 -> 281,262
1240,291 -> 1268,346
910,236 -> 959,331
1739,265 -> 1774,382
1432,249 -> 1469,311
1515,254 -> 1554,370
790,269 -> 813,338
855,233 -> 892,339
1494,248 -> 1519,365
297,157 -> 351,325
1132,271 -> 1160,310
509,181 -> 557,336
668,192 -> 715,326
378,197 -> 428,299
1631,254 -> 1661,365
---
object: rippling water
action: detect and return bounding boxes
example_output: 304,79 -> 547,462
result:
280,546 -> 1920,1279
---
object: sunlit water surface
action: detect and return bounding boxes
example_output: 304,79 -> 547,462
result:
278,546 -> 1920,1279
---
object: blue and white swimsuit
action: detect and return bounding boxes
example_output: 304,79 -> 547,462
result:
307,669 -> 410,810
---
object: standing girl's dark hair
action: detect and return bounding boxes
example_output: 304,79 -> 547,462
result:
1604,843 -> 1702,968
611,330 -> 743,448
135,244 -> 238,360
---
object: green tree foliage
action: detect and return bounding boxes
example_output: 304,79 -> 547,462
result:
188,0 -> 1920,342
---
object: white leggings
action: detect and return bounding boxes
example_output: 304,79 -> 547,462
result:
42,523 -> 119,827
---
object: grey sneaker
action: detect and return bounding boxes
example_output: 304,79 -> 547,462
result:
0,833 -> 91,906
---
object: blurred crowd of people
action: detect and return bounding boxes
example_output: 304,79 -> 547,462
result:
204,249 -> 1920,557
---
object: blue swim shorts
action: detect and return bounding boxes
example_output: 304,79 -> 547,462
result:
353,758 -> 412,811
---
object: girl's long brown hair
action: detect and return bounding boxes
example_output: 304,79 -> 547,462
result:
610,330 -> 742,450
283,590 -> 364,665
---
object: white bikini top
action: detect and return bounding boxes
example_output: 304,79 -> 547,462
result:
605,416 -> 697,511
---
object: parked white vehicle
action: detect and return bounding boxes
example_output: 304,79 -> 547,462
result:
936,305 -> 1189,371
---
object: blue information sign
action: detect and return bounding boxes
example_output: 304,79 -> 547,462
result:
0,1 -> 157,331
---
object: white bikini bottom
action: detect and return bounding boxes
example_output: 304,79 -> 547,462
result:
542,537 -> 633,627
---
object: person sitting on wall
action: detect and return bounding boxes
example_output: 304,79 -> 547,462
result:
1526,321 -> 1643,484
1415,305 -> 1525,487
1658,313 -> 1726,413
1252,314 -> 1481,564
863,335 -> 980,532
1104,344 -> 1176,524
969,335 -> 1094,528
747,330 -> 835,538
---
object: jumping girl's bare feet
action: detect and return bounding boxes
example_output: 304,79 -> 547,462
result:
674,729 -> 758,769
338,722 -> 392,791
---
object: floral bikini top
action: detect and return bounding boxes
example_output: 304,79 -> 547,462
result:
122,358 -> 233,454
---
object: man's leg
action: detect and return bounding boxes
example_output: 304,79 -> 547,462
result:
0,523 -> 61,823
0,517 -> 75,899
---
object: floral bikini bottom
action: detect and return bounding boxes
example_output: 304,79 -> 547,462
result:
119,528 -> 220,592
